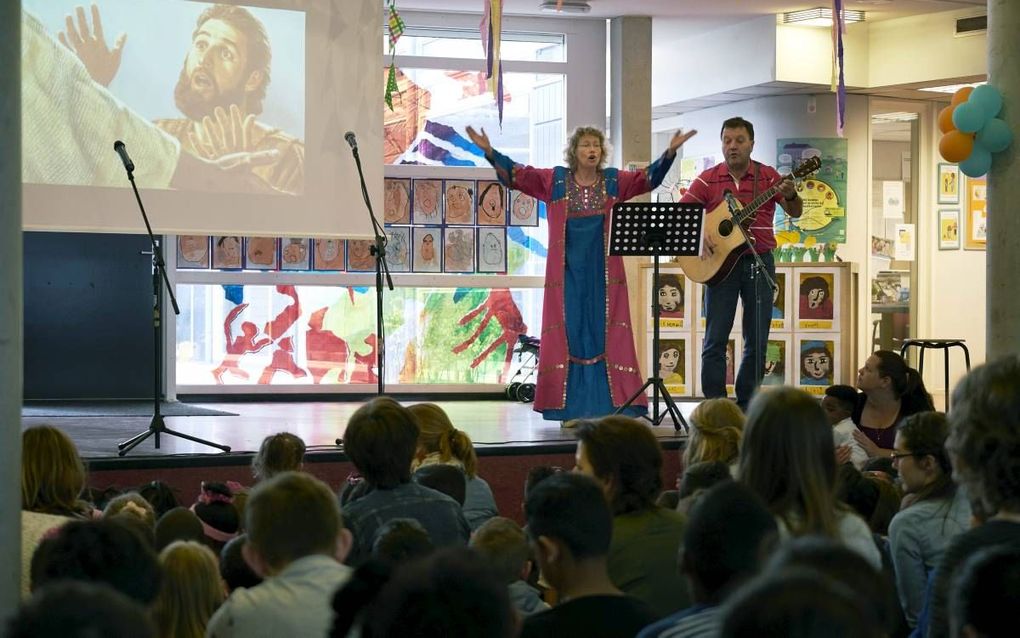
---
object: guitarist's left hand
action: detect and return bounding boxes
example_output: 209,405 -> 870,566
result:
778,177 -> 797,200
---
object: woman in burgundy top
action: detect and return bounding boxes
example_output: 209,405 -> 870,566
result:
851,350 -> 933,459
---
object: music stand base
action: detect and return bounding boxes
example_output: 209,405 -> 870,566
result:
615,378 -> 689,433
118,414 -> 231,456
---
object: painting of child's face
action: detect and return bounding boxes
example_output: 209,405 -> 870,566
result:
420,233 -> 435,262
478,182 -> 505,225
481,232 -> 504,268
179,235 -> 208,263
802,349 -> 832,379
318,239 -> 341,262
282,240 -> 307,264
214,236 -> 241,267
807,287 -> 826,309
511,192 -> 536,222
389,232 -> 409,266
445,229 -> 474,272
659,284 -> 682,312
348,240 -> 374,270
446,183 -> 473,223
247,237 -> 276,266
384,179 -> 410,223
414,180 -> 441,221
659,347 -> 680,374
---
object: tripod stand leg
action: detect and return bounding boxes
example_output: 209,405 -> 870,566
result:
117,428 -> 155,455
118,414 -> 232,456
160,426 -> 231,453
615,379 -> 655,416
647,379 -> 689,432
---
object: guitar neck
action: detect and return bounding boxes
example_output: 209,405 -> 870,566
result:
734,174 -> 793,224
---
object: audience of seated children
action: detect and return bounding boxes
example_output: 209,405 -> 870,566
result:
251,432 -> 306,482
922,355 -> 1020,638
340,397 -> 470,565
220,533 -> 262,593
682,398 -> 744,476
408,402 -> 500,529
20,425 -> 97,597
206,471 -> 353,638
6,581 -> 156,638
29,518 -> 161,606
154,506 -> 206,552
823,384 -> 870,468
357,547 -> 516,638
852,351 -> 933,459
150,540 -> 225,638
675,460 -> 733,515
885,411 -> 971,628
471,516 -> 551,617
949,545 -> 1020,638
574,415 -> 691,617
520,472 -> 658,638
189,481 -> 240,553
370,517 -> 435,565
638,481 -> 778,638
413,463 -> 467,506
738,387 -> 882,568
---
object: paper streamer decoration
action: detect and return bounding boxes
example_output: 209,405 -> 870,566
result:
384,1 -> 405,110
480,0 -> 505,126
831,0 -> 847,137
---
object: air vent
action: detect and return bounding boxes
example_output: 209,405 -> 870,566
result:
955,15 -> 987,37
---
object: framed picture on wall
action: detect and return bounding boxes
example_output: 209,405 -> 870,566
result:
212,236 -> 242,269
938,209 -> 961,250
411,227 -> 442,273
387,227 -> 411,273
477,181 -> 508,226
443,227 -> 475,273
937,163 -> 960,204
244,237 -> 278,270
761,335 -> 792,388
648,335 -> 691,398
280,238 -> 310,271
509,190 -> 539,227
412,179 -> 443,225
477,228 -> 507,273
383,178 -> 412,225
313,238 -> 345,271
646,268 -> 688,331
177,235 -> 210,269
964,176 -> 987,251
444,180 -> 475,225
796,335 -> 840,396
346,239 -> 375,272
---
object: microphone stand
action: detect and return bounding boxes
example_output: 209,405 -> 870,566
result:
725,194 -> 778,402
348,140 -> 392,395
117,161 -> 230,456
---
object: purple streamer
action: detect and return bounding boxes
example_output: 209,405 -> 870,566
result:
833,0 -> 847,136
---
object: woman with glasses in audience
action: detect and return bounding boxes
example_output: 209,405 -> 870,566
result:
887,412 -> 971,629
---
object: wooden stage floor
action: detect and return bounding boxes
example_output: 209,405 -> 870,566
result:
22,399 -> 695,464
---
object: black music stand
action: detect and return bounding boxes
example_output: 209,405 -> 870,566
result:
609,202 -> 704,432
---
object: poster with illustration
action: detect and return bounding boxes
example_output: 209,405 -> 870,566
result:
797,336 -> 838,394
938,209 -> 960,250
796,269 -> 839,331
384,178 -> 411,224
646,269 -> 687,330
280,238 -> 310,271
212,236 -> 242,269
775,138 -> 848,245
346,239 -> 375,272
444,180 -> 475,225
411,227 -> 441,273
476,181 -> 507,226
244,237 -> 278,270
313,238 -> 344,271
761,336 -> 791,387
412,179 -> 443,224
771,269 -> 790,331
444,227 -> 475,273
177,235 -> 210,269
938,163 -> 960,204
965,176 -> 987,251
694,334 -> 738,398
477,228 -> 507,273
388,227 -> 412,273
648,336 -> 691,398
509,190 -> 539,227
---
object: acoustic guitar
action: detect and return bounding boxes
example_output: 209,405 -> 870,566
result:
675,157 -> 822,286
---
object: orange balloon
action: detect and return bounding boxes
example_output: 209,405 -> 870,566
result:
951,86 -> 974,106
939,130 -> 975,163
938,105 -> 957,134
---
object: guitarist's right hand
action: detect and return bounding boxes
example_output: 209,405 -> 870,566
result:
701,235 -> 716,260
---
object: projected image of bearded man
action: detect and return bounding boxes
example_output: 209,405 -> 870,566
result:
61,3 -> 303,195
159,5 -> 303,194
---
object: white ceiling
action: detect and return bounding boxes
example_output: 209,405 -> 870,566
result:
397,0 -> 986,21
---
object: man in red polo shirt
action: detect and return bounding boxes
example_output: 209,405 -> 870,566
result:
681,117 -> 802,410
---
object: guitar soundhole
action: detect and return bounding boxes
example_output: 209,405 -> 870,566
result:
719,219 -> 733,237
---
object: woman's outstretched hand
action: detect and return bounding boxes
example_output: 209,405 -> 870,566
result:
667,128 -> 698,157
466,125 -> 492,155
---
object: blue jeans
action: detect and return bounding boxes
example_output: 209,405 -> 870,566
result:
702,251 -> 775,409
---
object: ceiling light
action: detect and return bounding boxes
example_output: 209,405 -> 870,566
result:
783,8 -> 865,28
871,112 -> 919,123
918,82 -> 985,94
540,0 -> 592,14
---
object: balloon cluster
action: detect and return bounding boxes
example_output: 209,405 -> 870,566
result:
938,85 -> 1012,178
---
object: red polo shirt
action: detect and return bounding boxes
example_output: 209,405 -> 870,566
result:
680,160 -> 786,253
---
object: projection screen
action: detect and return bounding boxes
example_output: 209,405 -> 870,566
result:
21,0 -> 381,239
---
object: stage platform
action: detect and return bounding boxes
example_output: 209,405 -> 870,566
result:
22,399 -> 694,522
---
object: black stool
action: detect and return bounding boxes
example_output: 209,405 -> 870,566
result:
899,339 -> 971,411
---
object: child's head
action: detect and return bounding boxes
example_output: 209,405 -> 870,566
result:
822,385 -> 857,426
470,517 -> 532,585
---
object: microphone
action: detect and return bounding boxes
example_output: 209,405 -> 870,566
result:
113,140 -> 134,173
344,131 -> 358,151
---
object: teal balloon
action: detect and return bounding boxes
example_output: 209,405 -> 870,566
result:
970,84 -> 1003,119
952,101 -> 985,133
977,117 -> 1013,153
959,144 -> 991,178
